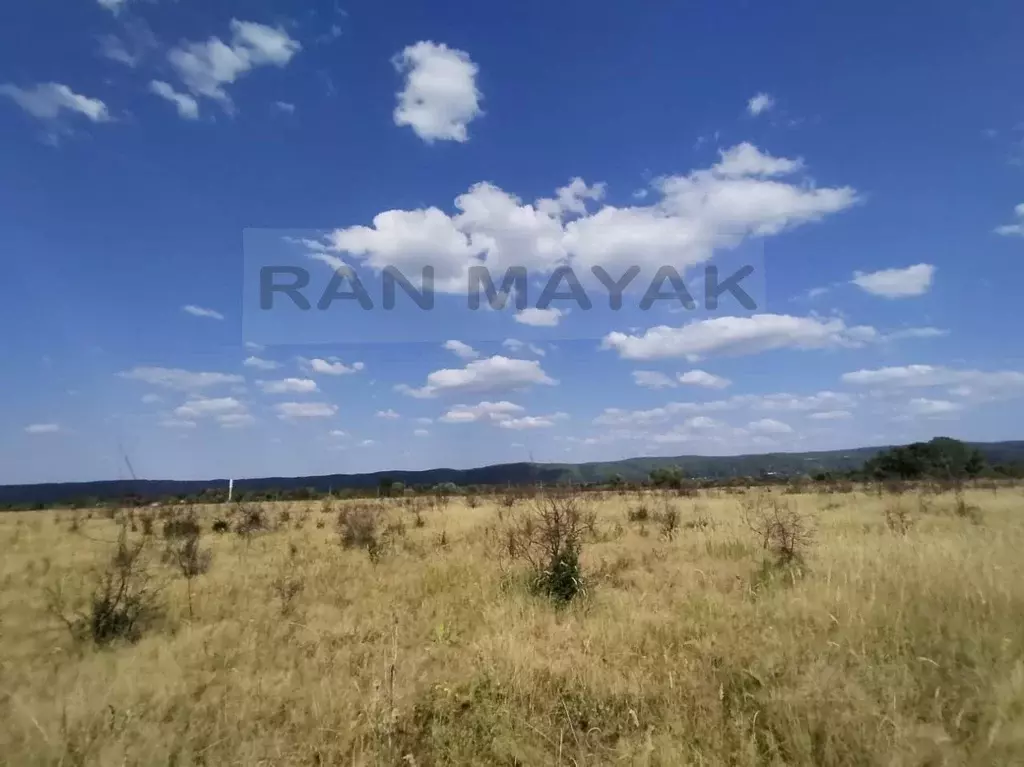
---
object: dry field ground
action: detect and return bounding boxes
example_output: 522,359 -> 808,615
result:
1,486 -> 1023,766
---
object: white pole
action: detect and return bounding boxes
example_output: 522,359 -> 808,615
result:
228,478 -> 234,503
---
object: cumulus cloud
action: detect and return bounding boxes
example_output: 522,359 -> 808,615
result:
319,143 -> 856,293
439,401 -> 524,424
182,304 -> 224,320
150,81 -> 199,120
300,357 -> 364,376
120,367 -> 243,391
842,365 -> 1024,401
175,397 -> 246,419
994,203 -> 1024,237
0,82 -> 110,123
602,314 -> 876,361
747,418 -> 794,434
443,340 -> 479,360
275,402 -> 338,419
678,370 -> 731,389
903,398 -> 962,418
514,307 -> 564,327
497,413 -> 569,430
851,264 -> 935,298
632,371 -> 677,389
258,378 -> 317,394
243,356 -> 279,370
392,41 -> 482,142
747,92 -> 775,116
167,20 -> 301,110
396,355 -> 556,398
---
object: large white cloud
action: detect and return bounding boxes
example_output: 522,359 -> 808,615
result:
319,143 -> 856,292
851,264 -> 935,298
168,20 -> 301,110
300,357 -> 365,376
396,355 -> 556,398
0,83 -> 109,123
602,314 -> 876,361
392,41 -> 482,142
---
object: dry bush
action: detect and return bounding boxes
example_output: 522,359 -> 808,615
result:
657,500 -> 681,540
235,503 -> 266,536
627,502 -> 651,523
168,526 -> 212,619
741,495 -> 814,567
504,491 -> 588,603
47,526 -> 163,646
884,501 -> 915,535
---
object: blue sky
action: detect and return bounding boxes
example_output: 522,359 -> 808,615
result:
2,0 -> 1023,484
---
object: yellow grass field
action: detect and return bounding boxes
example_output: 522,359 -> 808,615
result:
2,486 -> 1023,765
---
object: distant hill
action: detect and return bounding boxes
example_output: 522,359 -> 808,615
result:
3,440 -> 1023,508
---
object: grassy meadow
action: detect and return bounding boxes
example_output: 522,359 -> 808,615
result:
1,485 -> 1023,765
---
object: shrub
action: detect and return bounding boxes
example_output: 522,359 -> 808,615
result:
742,495 -> 813,567
627,503 -> 651,523
657,501 -> 681,540
337,504 -> 380,552
48,527 -> 163,646
235,503 -> 266,536
506,491 -> 588,603
211,518 -> 230,534
884,501 -> 914,535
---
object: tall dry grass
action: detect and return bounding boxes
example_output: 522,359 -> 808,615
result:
1,487 -> 1023,765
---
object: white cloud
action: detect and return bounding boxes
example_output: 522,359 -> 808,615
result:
678,370 -> 731,389
259,378 -> 318,394
329,429 -> 347,438
243,356 -> 279,370
376,409 -> 401,419
98,22 -> 158,68
842,365 -> 1024,401
515,307 -> 564,327
97,0 -> 133,14
150,81 -> 200,120
994,203 -> 1024,237
808,410 -> 853,421
275,402 -> 338,419
301,357 -> 364,376
443,340 -> 479,360
274,101 -> 296,114
25,423 -> 59,434
182,304 -> 224,320
602,314 -> 876,361
439,401 -> 524,424
320,143 -> 856,290
0,82 -> 110,123
160,418 -> 196,430
904,398 -> 962,417
594,390 -> 855,427
392,41 -> 482,142
119,367 -> 243,391
415,417 -> 434,425
167,20 -> 301,110
632,371 -> 677,389
497,413 -> 569,430
359,439 -> 377,447
851,264 -> 935,298
141,393 -> 162,404
414,429 -> 429,437
396,355 -> 556,398
218,413 -> 255,428
882,327 -> 948,341
747,418 -> 793,435
747,92 -> 775,116
175,397 -> 246,419
502,338 -> 545,356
